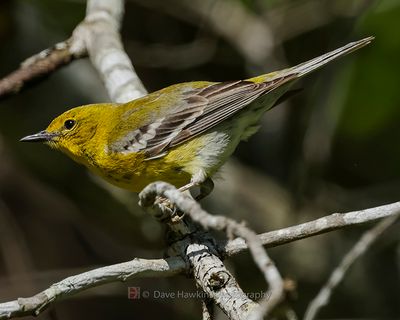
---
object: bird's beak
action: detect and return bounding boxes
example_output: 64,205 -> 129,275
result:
20,130 -> 56,143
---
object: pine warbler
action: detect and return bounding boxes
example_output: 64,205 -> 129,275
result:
21,37 -> 373,198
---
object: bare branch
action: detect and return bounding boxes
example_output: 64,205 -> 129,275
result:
2,3 -> 398,317
0,40 -> 85,101
72,0 -> 147,102
0,0 -> 146,103
223,201 -> 400,256
139,185 -> 259,320
139,182 -> 284,319
303,213 -> 399,320
0,256 -> 185,319
202,299 -> 214,320
1,195 -> 398,319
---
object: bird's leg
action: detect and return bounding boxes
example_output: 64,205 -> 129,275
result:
196,178 -> 214,201
178,178 -> 214,199
178,181 -> 196,193
179,170 -> 214,201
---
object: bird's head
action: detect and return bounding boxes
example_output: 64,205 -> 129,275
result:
21,104 -> 113,163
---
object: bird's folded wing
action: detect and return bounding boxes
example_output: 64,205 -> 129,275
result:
110,36 -> 373,159
115,75 -> 295,159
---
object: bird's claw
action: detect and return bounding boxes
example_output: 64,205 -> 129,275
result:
156,197 -> 185,223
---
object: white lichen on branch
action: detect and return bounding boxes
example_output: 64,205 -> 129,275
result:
139,181 -> 285,319
0,257 -> 185,319
223,201 -> 400,256
0,190 -> 398,319
0,0 -> 398,319
71,0 -> 147,102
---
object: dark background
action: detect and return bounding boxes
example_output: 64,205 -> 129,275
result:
0,0 -> 399,319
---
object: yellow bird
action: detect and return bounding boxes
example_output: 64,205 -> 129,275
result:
21,37 -> 373,199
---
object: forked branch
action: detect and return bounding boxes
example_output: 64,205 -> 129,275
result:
0,187 -> 398,319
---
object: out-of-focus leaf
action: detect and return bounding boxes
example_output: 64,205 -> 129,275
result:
338,1 -> 400,138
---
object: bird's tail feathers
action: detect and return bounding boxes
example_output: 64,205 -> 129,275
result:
289,36 -> 374,78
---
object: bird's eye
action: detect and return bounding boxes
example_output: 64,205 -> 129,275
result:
64,119 -> 76,130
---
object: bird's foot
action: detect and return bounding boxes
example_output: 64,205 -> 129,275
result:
155,197 -> 185,223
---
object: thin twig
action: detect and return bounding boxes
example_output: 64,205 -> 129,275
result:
0,257 -> 185,319
303,213 -> 399,320
1,198 -> 398,319
0,0 -> 147,103
0,40 -> 85,101
223,201 -> 400,256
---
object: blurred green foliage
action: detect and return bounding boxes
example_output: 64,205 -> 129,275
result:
333,2 -> 400,182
